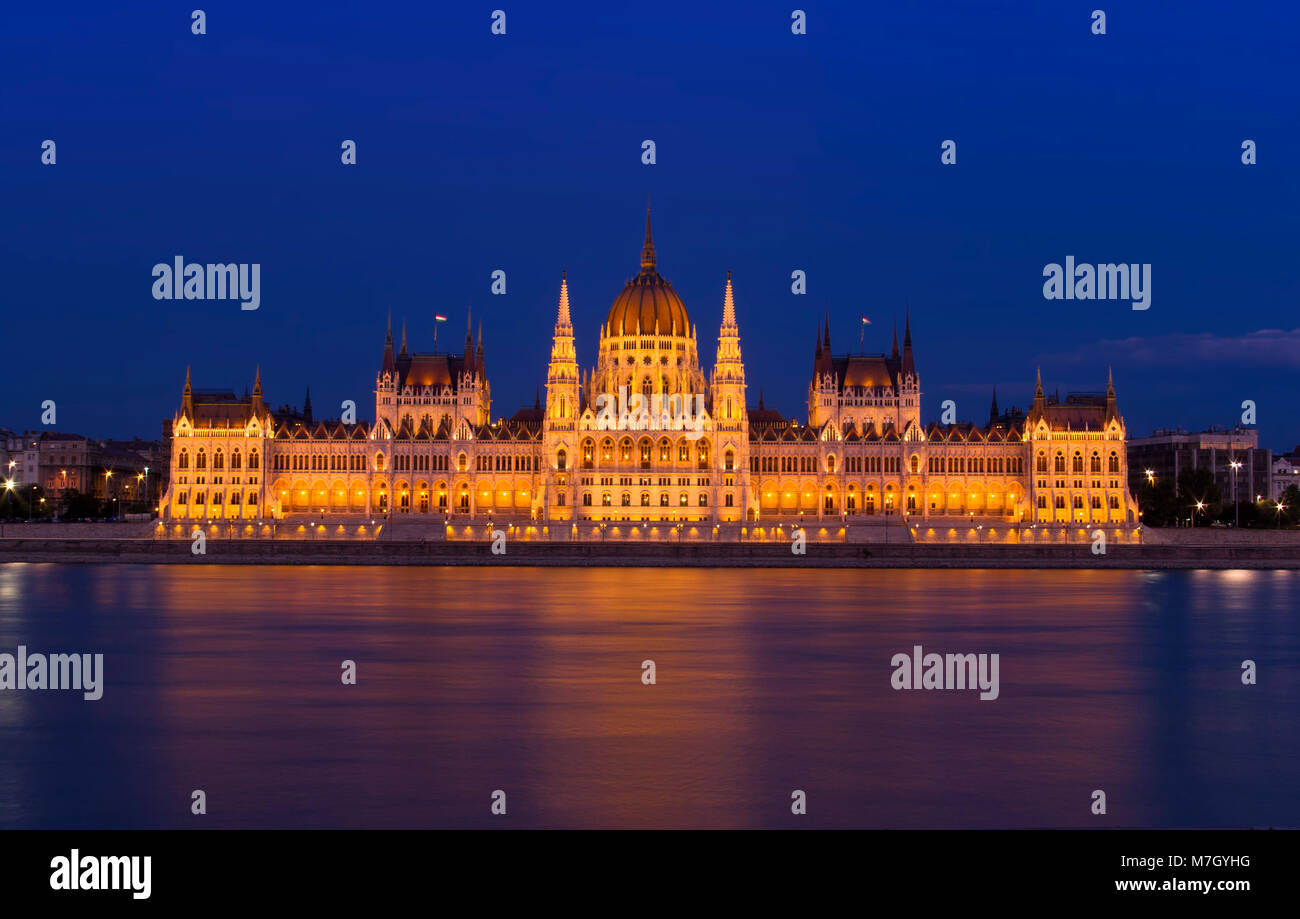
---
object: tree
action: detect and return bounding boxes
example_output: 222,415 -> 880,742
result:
1138,477 -> 1179,526
1279,485 -> 1300,527
1178,467 -> 1222,524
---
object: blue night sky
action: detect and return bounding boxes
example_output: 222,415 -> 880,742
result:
2,2 -> 1298,448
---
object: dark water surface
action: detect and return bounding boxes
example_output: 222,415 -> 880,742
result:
0,564 -> 1296,828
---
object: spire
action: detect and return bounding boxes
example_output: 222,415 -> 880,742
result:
557,270 -> 572,328
640,206 -> 657,272
722,270 -> 736,328
476,321 -> 484,372
759,388 -> 765,411
251,365 -> 264,415
400,319 -> 408,356
823,311 -> 831,353
464,307 -> 475,373
989,387 -> 999,425
382,309 -> 396,375
1106,366 -> 1117,419
901,310 -> 915,376
1033,367 -> 1045,410
303,386 -> 313,424
182,366 -> 193,418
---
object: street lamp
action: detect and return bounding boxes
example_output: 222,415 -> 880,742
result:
1229,460 -> 1242,527
1194,501 -> 1205,527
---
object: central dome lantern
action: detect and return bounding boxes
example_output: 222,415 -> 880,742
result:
604,210 -> 691,338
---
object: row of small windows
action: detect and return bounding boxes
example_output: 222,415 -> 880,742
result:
478,455 -> 540,472
564,440 -> 725,470
1037,495 -> 1122,510
175,491 -> 258,506
1036,451 -> 1121,474
579,492 -> 712,507
177,449 -> 260,470
928,456 -> 1025,474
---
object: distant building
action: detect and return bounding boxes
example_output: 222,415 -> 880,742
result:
1,430 -> 166,513
1272,447 -> 1300,501
1,430 -> 41,493
1127,426 -> 1270,505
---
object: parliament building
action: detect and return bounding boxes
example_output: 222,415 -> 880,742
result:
161,214 -> 1139,536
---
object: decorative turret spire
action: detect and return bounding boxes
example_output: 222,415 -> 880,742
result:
722,270 -> 736,328
989,386 -> 999,425
382,309 -> 396,375
251,366 -> 264,415
557,270 -> 572,328
823,311 -> 831,353
400,320 -> 408,356
303,386 -> 313,424
901,310 -> 915,376
182,366 -> 193,418
464,307 -> 475,374
1033,367 -> 1045,409
640,207 -> 657,272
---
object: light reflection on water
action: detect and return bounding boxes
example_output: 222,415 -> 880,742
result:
0,564 -> 1296,828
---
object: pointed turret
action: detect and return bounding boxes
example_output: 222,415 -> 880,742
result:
545,271 -> 579,429
182,366 -> 194,419
641,207 -> 657,271
303,386 -> 313,424
989,387 -> 999,426
1033,367 -> 1045,410
464,308 -> 475,375
400,319 -> 408,357
1105,366 -> 1117,420
901,310 -> 916,377
476,321 -> 485,377
823,311 -> 832,353
382,309 -> 395,375
557,270 -> 572,329
252,365 -> 264,416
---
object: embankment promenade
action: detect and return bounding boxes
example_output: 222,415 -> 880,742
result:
1,522 -> 1298,568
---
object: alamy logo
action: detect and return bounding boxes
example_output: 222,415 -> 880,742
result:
0,645 -> 103,700
50,850 -> 151,899
152,256 -> 260,310
594,386 -> 707,440
1042,256 -> 1150,310
890,644 -> 999,700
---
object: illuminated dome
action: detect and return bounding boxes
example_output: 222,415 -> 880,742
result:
605,211 -> 690,337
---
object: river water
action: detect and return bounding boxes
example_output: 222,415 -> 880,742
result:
0,564 -> 1295,828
